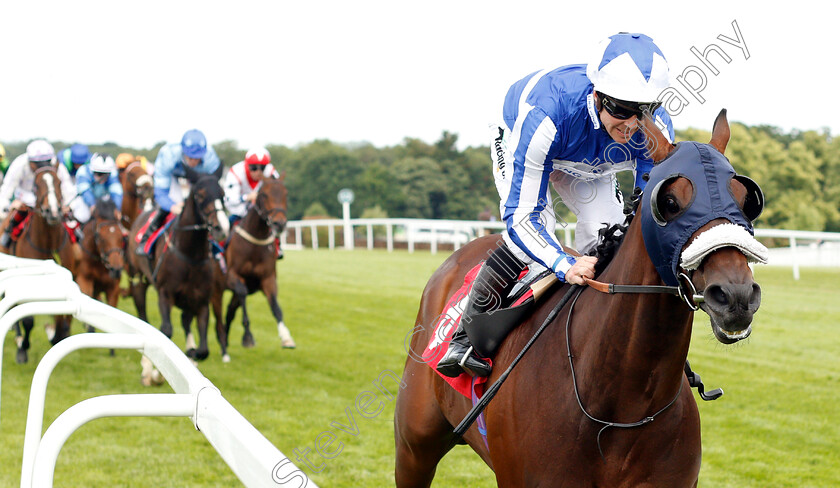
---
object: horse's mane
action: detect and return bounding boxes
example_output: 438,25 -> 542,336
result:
588,187 -> 642,276
94,198 -> 119,221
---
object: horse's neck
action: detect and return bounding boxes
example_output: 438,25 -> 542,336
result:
172,201 -> 208,251
242,206 -> 271,238
29,213 -> 64,251
576,216 -> 693,409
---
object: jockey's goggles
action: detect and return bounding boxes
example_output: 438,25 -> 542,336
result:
597,91 -> 662,120
248,164 -> 265,172
30,159 -> 52,169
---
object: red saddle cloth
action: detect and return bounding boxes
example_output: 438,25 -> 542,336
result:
10,215 -> 77,243
135,213 -> 177,254
424,263 -> 492,398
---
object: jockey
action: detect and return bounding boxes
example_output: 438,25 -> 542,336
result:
58,143 -> 92,181
223,147 -> 283,259
436,32 -> 675,378
116,152 -> 154,177
135,129 -> 222,255
0,140 -> 78,249
73,152 -> 123,225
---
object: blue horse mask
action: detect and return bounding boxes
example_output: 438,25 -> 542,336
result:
640,142 -> 765,286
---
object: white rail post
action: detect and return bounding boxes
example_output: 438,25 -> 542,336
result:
328,224 -> 335,250
386,224 -> 393,252
310,224 -> 318,250
790,236 -> 800,280
367,223 -> 373,250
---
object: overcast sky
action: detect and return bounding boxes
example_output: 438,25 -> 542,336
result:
1,1 -> 835,152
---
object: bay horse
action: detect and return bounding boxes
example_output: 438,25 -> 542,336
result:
76,198 -> 125,319
211,175 -> 293,362
127,175 -> 229,361
0,166 -> 79,363
395,111 -> 766,487
119,159 -> 154,231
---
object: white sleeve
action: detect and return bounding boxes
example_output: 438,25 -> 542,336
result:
57,165 -> 77,206
223,167 -> 246,216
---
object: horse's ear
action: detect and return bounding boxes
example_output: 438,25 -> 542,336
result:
640,114 -> 675,163
278,170 -> 286,181
709,109 -> 730,154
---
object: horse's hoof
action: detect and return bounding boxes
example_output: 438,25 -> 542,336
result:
195,349 -> 209,361
281,339 -> 297,349
16,349 -> 28,364
86,324 -> 95,333
185,348 -> 197,359
45,324 -> 56,342
222,354 -> 231,363
242,333 -> 255,348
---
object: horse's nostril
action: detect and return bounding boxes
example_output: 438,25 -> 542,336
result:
749,283 -> 762,309
706,285 -> 728,308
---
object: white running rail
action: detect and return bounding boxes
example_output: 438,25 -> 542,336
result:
0,254 -> 316,488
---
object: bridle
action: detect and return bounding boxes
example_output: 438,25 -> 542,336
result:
254,191 -> 287,230
584,270 -> 703,311
81,218 -> 124,274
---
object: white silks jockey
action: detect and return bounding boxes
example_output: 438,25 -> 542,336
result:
223,147 -> 283,259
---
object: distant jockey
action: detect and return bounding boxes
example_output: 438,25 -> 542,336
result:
223,147 -> 284,259
135,129 -> 222,256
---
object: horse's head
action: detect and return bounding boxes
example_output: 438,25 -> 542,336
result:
33,166 -> 63,226
126,162 -> 155,213
256,173 -> 288,235
190,175 -> 229,242
92,199 -> 125,279
640,110 -> 767,344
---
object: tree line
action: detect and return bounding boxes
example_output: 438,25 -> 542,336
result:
4,123 -> 838,232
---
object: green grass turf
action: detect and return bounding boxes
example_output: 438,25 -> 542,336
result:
0,251 -> 837,487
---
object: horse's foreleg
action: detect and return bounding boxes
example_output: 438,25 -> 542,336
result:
181,310 -> 196,356
261,275 -> 294,348
224,292 -> 242,344
193,306 -> 210,361
158,293 -> 174,338
51,315 -> 72,344
130,276 -> 149,323
211,288 -> 229,362
16,317 -> 35,364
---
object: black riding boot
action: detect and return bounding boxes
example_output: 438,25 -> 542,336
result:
436,246 -> 526,378
135,209 -> 168,256
0,229 -> 12,249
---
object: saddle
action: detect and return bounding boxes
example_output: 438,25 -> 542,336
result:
135,213 -> 177,254
425,263 -> 556,397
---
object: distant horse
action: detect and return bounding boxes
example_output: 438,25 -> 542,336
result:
127,175 -> 229,360
76,198 -> 125,317
120,160 -> 154,231
211,175 -> 292,362
0,166 -> 78,363
395,112 -> 766,487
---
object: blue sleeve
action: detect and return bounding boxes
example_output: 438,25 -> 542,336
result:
76,169 -> 95,207
155,188 -> 174,211
154,144 -> 176,191
108,174 -> 123,208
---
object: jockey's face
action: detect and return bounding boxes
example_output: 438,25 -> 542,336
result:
183,156 -> 201,168
248,164 -> 265,180
94,172 -> 109,183
596,92 -> 639,144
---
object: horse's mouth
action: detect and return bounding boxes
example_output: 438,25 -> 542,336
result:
701,303 -> 753,344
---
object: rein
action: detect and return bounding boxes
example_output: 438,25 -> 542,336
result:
565,287 -> 683,460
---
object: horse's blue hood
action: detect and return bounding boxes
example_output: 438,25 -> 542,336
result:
640,142 -> 756,286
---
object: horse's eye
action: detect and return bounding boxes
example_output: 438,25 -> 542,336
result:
664,196 -> 680,214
